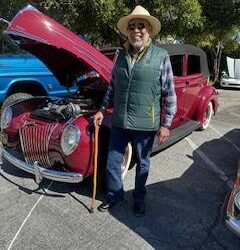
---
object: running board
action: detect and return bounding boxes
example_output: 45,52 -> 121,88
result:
152,120 -> 201,153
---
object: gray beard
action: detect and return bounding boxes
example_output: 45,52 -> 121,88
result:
130,40 -> 144,51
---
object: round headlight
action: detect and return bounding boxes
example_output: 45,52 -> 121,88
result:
61,125 -> 81,155
234,191 -> 240,210
1,107 -> 12,130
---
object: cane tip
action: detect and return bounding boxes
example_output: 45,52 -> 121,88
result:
90,207 -> 94,213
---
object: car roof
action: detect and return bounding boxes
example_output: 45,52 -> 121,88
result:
159,44 -> 210,78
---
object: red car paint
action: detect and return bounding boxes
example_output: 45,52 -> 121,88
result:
0,5 -> 218,183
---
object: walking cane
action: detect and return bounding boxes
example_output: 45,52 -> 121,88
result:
90,123 -> 100,213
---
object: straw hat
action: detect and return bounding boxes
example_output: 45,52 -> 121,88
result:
117,5 -> 161,38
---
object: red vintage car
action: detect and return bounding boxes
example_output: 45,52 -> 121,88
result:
0,5 -> 218,184
225,160 -> 240,237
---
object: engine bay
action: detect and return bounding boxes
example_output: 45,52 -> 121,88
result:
30,76 -> 108,122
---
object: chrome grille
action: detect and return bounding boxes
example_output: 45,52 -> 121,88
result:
19,124 -> 57,168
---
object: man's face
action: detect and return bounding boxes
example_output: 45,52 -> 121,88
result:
127,18 -> 152,50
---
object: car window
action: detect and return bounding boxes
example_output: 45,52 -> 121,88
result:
100,47 -> 120,61
187,55 -> 201,75
170,55 -> 184,76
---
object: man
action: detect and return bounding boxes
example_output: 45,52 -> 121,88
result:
94,5 -> 177,216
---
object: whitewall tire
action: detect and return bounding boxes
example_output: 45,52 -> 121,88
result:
200,102 -> 213,130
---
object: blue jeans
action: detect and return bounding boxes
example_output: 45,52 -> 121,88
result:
106,126 -> 156,203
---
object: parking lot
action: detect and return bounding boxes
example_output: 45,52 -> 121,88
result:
0,88 -> 240,250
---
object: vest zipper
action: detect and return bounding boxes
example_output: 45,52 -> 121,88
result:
125,70 -> 134,127
152,103 -> 155,125
125,54 -> 136,128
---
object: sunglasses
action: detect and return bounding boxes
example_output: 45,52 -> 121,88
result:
127,22 -> 146,31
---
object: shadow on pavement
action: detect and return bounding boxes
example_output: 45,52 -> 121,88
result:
106,129 -> 240,249
1,129 -> 240,248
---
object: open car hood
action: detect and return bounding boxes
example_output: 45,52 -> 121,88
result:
4,5 -> 113,87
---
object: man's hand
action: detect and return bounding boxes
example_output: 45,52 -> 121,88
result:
93,110 -> 105,127
156,127 -> 170,145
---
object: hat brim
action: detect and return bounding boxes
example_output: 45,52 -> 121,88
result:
117,14 -> 161,38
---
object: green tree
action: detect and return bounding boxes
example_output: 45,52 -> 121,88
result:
132,1 -> 240,81
1,0 -> 240,81
193,0 -> 240,81
132,0 -> 205,42
0,0 -> 44,53
40,0 -> 129,47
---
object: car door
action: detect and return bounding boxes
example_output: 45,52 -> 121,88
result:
184,54 -> 205,119
168,54 -> 188,127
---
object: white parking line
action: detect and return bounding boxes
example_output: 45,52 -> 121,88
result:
7,181 -> 53,250
185,137 -> 233,189
228,111 -> 240,119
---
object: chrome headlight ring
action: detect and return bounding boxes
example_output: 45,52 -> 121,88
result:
234,191 -> 240,211
60,124 -> 81,156
1,106 -> 13,130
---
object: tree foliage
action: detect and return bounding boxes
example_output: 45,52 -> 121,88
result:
135,0 -> 205,42
1,0 -> 240,79
40,0 -> 129,47
196,0 -> 240,81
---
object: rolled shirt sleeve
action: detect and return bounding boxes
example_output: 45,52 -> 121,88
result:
101,79 -> 114,110
160,55 -> 177,127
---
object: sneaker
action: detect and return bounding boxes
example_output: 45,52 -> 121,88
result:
97,200 -> 118,212
133,202 -> 145,217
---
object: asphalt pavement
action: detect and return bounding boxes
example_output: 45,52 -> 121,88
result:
0,88 -> 240,250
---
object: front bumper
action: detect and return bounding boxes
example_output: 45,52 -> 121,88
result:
0,143 -> 83,184
225,169 -> 240,238
220,76 -> 240,88
226,217 -> 240,238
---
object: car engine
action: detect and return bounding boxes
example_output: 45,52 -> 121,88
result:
30,97 -> 97,122
30,77 -> 107,122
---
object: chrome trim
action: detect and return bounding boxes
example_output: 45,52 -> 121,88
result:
226,217 -> 240,238
19,124 -> 57,167
0,142 -> 3,170
1,145 -> 83,183
61,124 -> 81,156
34,161 -> 43,184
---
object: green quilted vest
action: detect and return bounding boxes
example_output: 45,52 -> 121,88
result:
112,44 -> 167,131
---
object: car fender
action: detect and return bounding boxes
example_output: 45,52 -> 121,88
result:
194,85 -> 218,124
0,78 -> 44,102
7,78 -> 48,96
